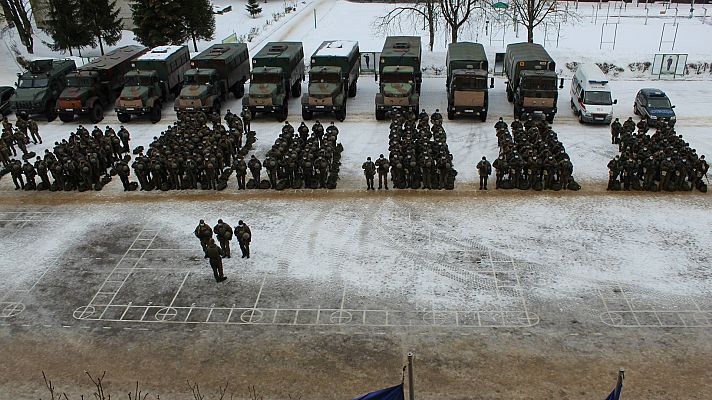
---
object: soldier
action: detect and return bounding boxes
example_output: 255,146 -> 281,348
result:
236,220 -> 252,259
241,108 -> 252,133
203,157 -> 217,190
194,219 -> 213,257
116,155 -> 132,190
233,156 -> 247,189
26,118 -> 41,144
10,160 -> 24,189
0,139 -> 10,167
248,154 -> 261,186
559,157 -> 573,189
34,156 -> 50,188
623,117 -> 636,132
492,156 -> 507,189
375,154 -> 389,190
659,157 -> 673,191
15,117 -> 29,143
362,157 -> 376,190
118,126 -> 131,153
494,117 -> 507,131
636,118 -> 648,134
213,219 -> 233,258
431,109 -> 443,124
205,238 -> 227,282
610,118 -> 622,144
476,156 -> 491,190
13,129 -> 28,155
2,127 -> 15,156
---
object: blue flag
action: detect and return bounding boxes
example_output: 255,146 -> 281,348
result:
352,384 -> 404,400
605,379 -> 623,400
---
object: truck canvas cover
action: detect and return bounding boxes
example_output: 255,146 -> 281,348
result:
447,42 -> 488,72
253,42 -> 303,70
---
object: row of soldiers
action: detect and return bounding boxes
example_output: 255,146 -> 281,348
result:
241,121 -> 343,190
5,125 -> 132,191
607,117 -> 708,192
364,109 -> 456,190
129,112 -> 255,191
194,219 -> 252,283
493,117 -> 579,191
1,117 -> 43,162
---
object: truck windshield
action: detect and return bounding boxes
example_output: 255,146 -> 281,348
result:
648,97 -> 671,108
521,78 -> 557,90
310,72 -> 341,83
251,73 -> 280,84
18,78 -> 49,88
184,75 -> 212,85
124,76 -> 153,86
381,72 -> 412,83
584,91 -> 612,105
453,76 -> 487,90
66,77 -> 94,87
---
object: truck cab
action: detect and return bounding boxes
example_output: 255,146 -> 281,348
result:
57,71 -> 111,123
243,66 -> 289,121
375,66 -> 419,120
302,66 -> 346,121
115,70 -> 166,123
174,69 -> 224,113
11,59 -> 76,121
447,69 -> 491,121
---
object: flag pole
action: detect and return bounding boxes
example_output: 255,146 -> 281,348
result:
407,352 -> 415,400
615,368 -> 625,399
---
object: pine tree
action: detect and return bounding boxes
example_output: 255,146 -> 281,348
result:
78,0 -> 123,55
179,0 -> 216,51
41,0 -> 93,56
246,0 -> 262,18
131,0 -> 188,48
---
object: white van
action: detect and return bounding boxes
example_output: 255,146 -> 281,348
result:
570,63 -> 617,124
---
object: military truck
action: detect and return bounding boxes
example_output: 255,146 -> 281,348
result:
446,42 -> 494,122
174,43 -> 250,114
504,42 -> 563,123
243,42 -> 305,122
11,59 -> 76,121
57,45 -> 147,123
374,36 -> 422,120
115,45 -> 191,123
301,40 -> 360,121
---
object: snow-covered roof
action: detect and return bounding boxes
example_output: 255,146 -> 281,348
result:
315,41 -> 358,57
138,46 -> 185,61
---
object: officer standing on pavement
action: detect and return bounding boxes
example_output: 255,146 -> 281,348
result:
362,157 -> 376,190
213,219 -> 233,258
476,156 -> 491,190
236,220 -> 252,258
194,219 -> 213,257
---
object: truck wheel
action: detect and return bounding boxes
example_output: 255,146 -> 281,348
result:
276,101 -> 288,122
336,105 -> 346,122
415,82 -> 421,94
578,112 -> 584,124
480,112 -> 487,123
375,108 -> 385,121
447,110 -> 455,120
45,102 -> 57,122
302,108 -> 313,120
633,105 -> 639,115
506,88 -> 513,103
213,100 -> 221,115
59,113 -> 74,123
232,84 -> 245,99
117,113 -> 131,123
150,102 -> 162,123
348,81 -> 357,98
89,104 -> 104,123
546,113 -> 555,123
513,105 -> 520,120
292,82 -> 301,98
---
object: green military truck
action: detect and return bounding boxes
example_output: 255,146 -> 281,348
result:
301,40 -> 360,122
504,42 -> 563,123
115,45 -> 191,123
174,43 -> 250,114
243,42 -> 305,122
11,59 -> 76,121
57,45 -> 147,123
446,42 -> 494,122
374,36 -> 422,120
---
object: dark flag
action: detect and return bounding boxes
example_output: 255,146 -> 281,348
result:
352,384 -> 404,400
605,369 -> 625,400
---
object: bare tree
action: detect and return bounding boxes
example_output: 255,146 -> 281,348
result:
373,0 -> 439,51
0,0 -> 34,53
85,370 -> 109,400
439,0 -> 480,43
509,0 -> 573,43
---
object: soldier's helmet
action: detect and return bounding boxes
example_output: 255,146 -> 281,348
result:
482,156 -> 486,160
499,117 -> 503,121
238,220 -> 244,225
218,219 -> 223,224
199,219 -> 205,224
380,154 -> 384,158
367,157 -> 371,161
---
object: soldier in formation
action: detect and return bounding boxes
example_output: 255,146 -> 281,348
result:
130,112 -> 255,191
213,219 -> 233,258
5,125 -> 132,191
607,118 -> 708,192
493,117 -> 579,191
236,220 -> 252,258
386,110 -> 456,190
243,121 -> 343,190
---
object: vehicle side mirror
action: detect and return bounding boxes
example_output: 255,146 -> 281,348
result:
374,74 -> 378,82
671,105 -> 676,108
559,78 -> 564,89
14,82 -> 18,87
490,77 -> 495,89
613,99 -> 618,104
